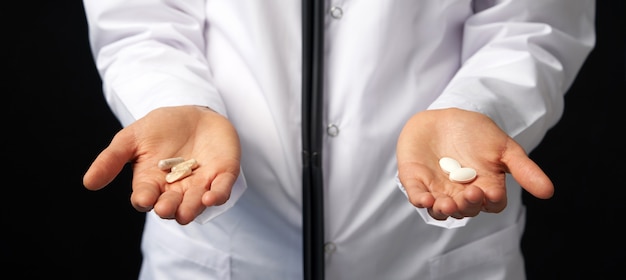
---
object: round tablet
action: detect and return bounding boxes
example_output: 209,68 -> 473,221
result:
439,157 -> 462,174
449,167 -> 477,183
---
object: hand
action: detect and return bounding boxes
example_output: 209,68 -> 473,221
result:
396,108 -> 553,220
83,105 -> 241,225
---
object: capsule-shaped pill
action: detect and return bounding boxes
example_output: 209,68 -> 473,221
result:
449,167 -> 477,183
165,167 -> 193,183
439,157 -> 461,174
171,158 -> 198,172
158,157 -> 185,170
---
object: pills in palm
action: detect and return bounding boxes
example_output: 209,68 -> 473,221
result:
158,157 -> 199,183
439,157 -> 477,183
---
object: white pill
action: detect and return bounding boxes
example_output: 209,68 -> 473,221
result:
171,158 -> 199,172
439,157 -> 462,174
165,167 -> 193,183
157,157 -> 185,170
449,167 -> 477,183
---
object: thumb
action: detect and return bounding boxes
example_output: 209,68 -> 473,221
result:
504,142 -> 554,199
83,131 -> 135,190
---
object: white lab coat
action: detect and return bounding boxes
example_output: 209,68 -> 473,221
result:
83,0 -> 595,279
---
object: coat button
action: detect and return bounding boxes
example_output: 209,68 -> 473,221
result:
326,124 -> 339,137
329,6 -> 343,19
324,242 -> 337,254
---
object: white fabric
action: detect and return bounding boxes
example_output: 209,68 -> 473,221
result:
82,0 -> 595,279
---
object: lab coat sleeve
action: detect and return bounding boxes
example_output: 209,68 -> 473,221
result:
416,0 -> 595,229
83,0 -> 227,126
82,0 -> 246,223
429,0 -> 596,152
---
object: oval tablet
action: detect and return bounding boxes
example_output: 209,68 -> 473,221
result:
449,167 -> 477,183
439,157 -> 461,174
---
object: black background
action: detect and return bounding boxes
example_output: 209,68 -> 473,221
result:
5,1 -> 625,279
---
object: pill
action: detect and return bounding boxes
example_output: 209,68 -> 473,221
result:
171,158 -> 198,172
449,167 -> 477,183
165,167 -> 193,183
439,157 -> 461,174
157,157 -> 185,170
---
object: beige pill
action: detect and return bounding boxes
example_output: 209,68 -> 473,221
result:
165,167 -> 193,183
158,157 -> 185,170
449,167 -> 477,183
439,157 -> 461,174
171,158 -> 198,172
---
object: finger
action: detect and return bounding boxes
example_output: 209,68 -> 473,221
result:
153,190 -> 183,219
427,208 -> 449,221
176,184 -> 209,225
430,196 -> 458,220
405,183 -> 436,209
482,186 -> 507,213
504,142 -> 554,199
83,131 -> 136,190
202,172 -> 237,207
454,185 -> 485,217
130,181 -> 162,212
397,164 -> 437,209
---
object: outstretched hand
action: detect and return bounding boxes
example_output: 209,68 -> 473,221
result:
396,108 -> 553,221
83,105 -> 241,225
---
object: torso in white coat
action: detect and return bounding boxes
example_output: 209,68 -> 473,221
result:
83,0 -> 595,279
